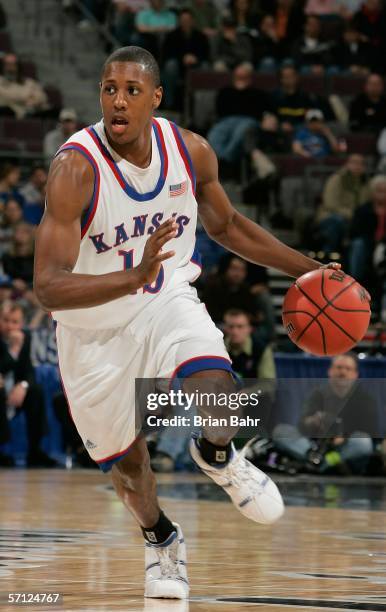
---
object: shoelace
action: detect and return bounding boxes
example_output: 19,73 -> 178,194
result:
157,543 -> 180,580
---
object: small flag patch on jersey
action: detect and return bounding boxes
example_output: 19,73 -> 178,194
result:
169,180 -> 187,197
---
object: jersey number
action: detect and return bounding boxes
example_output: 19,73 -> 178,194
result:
118,249 -> 164,294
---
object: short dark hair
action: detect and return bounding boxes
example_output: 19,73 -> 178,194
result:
101,46 -> 161,87
224,309 -> 251,322
332,351 -> 359,370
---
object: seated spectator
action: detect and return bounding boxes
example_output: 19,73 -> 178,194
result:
0,198 -> 23,256
213,16 -> 254,71
292,109 -> 340,158
291,15 -> 335,74
223,308 -> 276,379
44,108 -> 78,163
2,222 -> 35,287
271,0 -> 306,47
251,112 -> 290,178
207,63 -> 266,164
348,175 -> 386,286
0,54 -> 48,119
230,0 -> 260,37
336,0 -> 365,20
187,0 -> 219,37
377,127 -> 386,173
353,0 -> 385,71
0,163 -> 23,208
316,154 -> 370,252
335,23 -> 371,75
273,353 -> 377,474
349,73 -> 386,132
0,303 -> 57,467
162,9 -> 210,110
111,0 -> 147,46
19,165 -> 47,225
270,66 -> 312,133
254,14 -> 284,71
135,0 -> 177,56
305,0 -> 340,15
201,254 -> 258,324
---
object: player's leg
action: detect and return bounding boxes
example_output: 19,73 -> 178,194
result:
111,435 -> 189,600
186,368 -> 284,525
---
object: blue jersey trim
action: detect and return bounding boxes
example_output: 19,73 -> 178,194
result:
88,123 -> 167,202
170,121 -> 196,194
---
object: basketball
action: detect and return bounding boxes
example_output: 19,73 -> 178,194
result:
282,268 -> 371,356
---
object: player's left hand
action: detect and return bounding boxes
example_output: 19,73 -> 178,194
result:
320,262 -> 341,270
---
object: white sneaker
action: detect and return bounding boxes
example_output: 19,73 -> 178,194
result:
190,436 -> 284,525
144,523 -> 189,599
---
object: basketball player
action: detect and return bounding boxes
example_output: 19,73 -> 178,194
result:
34,47 -> 339,600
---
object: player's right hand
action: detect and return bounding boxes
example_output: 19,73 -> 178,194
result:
136,219 -> 177,286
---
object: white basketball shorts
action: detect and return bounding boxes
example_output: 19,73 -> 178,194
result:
55,283 -> 232,472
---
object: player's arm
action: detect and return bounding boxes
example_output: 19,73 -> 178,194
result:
183,129 -> 323,278
34,150 -> 177,311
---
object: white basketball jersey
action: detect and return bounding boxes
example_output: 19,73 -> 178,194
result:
52,118 -> 201,330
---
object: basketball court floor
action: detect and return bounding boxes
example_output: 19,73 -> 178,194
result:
1,469 -> 386,611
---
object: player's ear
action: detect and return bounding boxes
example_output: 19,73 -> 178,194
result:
153,86 -> 163,111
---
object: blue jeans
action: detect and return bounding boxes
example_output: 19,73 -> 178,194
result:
273,423 -> 373,473
208,116 -> 259,163
317,214 -> 347,252
348,237 -> 372,284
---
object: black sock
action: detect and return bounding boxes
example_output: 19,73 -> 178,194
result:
198,436 -> 232,466
141,510 -> 176,545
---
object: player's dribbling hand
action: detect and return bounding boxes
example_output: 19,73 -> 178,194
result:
136,219 -> 177,286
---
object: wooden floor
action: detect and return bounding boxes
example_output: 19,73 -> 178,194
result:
1,469 -> 386,612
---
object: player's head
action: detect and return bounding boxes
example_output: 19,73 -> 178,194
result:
223,309 -> 252,345
100,46 -> 162,146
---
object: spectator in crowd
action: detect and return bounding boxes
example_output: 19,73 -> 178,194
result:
2,222 -> 35,287
292,108 -> 340,158
44,108 -> 78,163
0,54 -> 48,119
135,0 -> 177,56
19,165 -> 47,225
270,65 -> 312,132
0,303 -> 56,467
201,254 -> 259,324
336,0 -> 365,20
212,16 -> 254,71
162,9 -> 210,110
251,112 -> 290,179
0,163 -> 23,208
353,0 -> 385,71
377,126 -> 386,173
0,198 -> 23,256
207,63 -> 266,163
187,0 -> 219,36
305,0 -> 339,15
111,1 -> 148,46
273,353 -> 377,474
230,0 -> 260,37
254,14 -> 284,71
348,175 -> 386,285
291,15 -> 335,73
350,74 -> 386,132
335,23 -> 371,75
270,0 -> 306,46
223,308 -> 276,379
316,154 -> 370,252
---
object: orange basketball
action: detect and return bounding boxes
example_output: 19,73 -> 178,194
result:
282,268 -> 371,356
